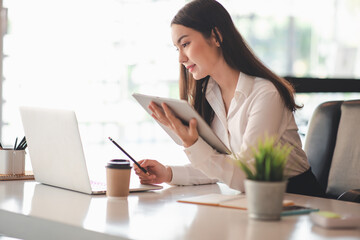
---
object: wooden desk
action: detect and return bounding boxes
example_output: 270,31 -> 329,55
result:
0,180 -> 359,240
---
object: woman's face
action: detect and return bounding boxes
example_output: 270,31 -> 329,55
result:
171,24 -> 222,80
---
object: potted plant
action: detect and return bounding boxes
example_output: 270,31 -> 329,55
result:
234,135 -> 293,221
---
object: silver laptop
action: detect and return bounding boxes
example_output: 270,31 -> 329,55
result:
19,106 -> 162,195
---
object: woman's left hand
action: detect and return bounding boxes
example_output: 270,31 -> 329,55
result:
148,101 -> 198,147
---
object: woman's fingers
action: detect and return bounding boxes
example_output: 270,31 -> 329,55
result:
134,160 -> 149,175
147,102 -> 199,147
162,103 -> 185,130
134,159 -> 173,184
134,159 -> 166,184
189,118 -> 198,137
149,101 -> 180,130
135,166 -> 156,184
149,102 -> 171,126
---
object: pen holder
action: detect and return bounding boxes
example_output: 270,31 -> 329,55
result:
0,149 -> 26,175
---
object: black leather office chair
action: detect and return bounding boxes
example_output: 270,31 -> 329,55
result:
304,100 -> 360,203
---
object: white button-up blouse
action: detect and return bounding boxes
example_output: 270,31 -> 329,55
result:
170,72 -> 309,192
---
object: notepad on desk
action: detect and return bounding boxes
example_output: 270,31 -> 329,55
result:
178,194 -> 319,216
177,193 -> 294,210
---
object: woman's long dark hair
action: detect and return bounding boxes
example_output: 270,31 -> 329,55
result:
172,0 -> 301,125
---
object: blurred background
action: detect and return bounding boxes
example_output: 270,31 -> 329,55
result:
0,0 -> 359,179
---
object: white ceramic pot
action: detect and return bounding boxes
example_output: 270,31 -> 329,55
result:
245,179 -> 287,221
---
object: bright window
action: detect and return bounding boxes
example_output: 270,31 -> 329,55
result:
1,0 -> 360,178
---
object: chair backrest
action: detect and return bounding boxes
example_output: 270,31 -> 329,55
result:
304,101 -> 343,193
304,99 -> 360,199
326,100 -> 360,198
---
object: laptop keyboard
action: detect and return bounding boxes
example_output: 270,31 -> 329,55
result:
90,180 -> 107,191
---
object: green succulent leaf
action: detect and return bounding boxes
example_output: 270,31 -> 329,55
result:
233,135 -> 293,182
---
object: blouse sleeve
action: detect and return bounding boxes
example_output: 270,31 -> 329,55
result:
170,161 -> 218,186
170,90 -> 287,192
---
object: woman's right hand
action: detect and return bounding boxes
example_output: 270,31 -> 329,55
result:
134,159 -> 173,184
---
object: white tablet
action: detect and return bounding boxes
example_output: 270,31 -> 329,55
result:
132,93 -> 230,154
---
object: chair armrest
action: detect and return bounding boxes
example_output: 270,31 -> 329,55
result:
337,189 -> 360,203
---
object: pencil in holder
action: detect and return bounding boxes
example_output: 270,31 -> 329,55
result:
0,149 -> 26,175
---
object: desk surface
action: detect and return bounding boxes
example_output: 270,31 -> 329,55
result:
0,180 -> 359,240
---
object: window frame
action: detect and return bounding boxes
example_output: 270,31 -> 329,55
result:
285,77 -> 360,93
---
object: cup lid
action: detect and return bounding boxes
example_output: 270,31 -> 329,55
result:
106,159 -> 132,169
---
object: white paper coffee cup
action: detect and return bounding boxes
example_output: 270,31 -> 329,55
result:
106,159 -> 132,198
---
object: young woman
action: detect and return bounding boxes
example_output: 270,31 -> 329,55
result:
134,0 -> 325,197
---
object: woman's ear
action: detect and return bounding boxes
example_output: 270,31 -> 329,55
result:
211,27 -> 223,47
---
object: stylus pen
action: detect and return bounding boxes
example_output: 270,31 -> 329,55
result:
108,137 -> 149,175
